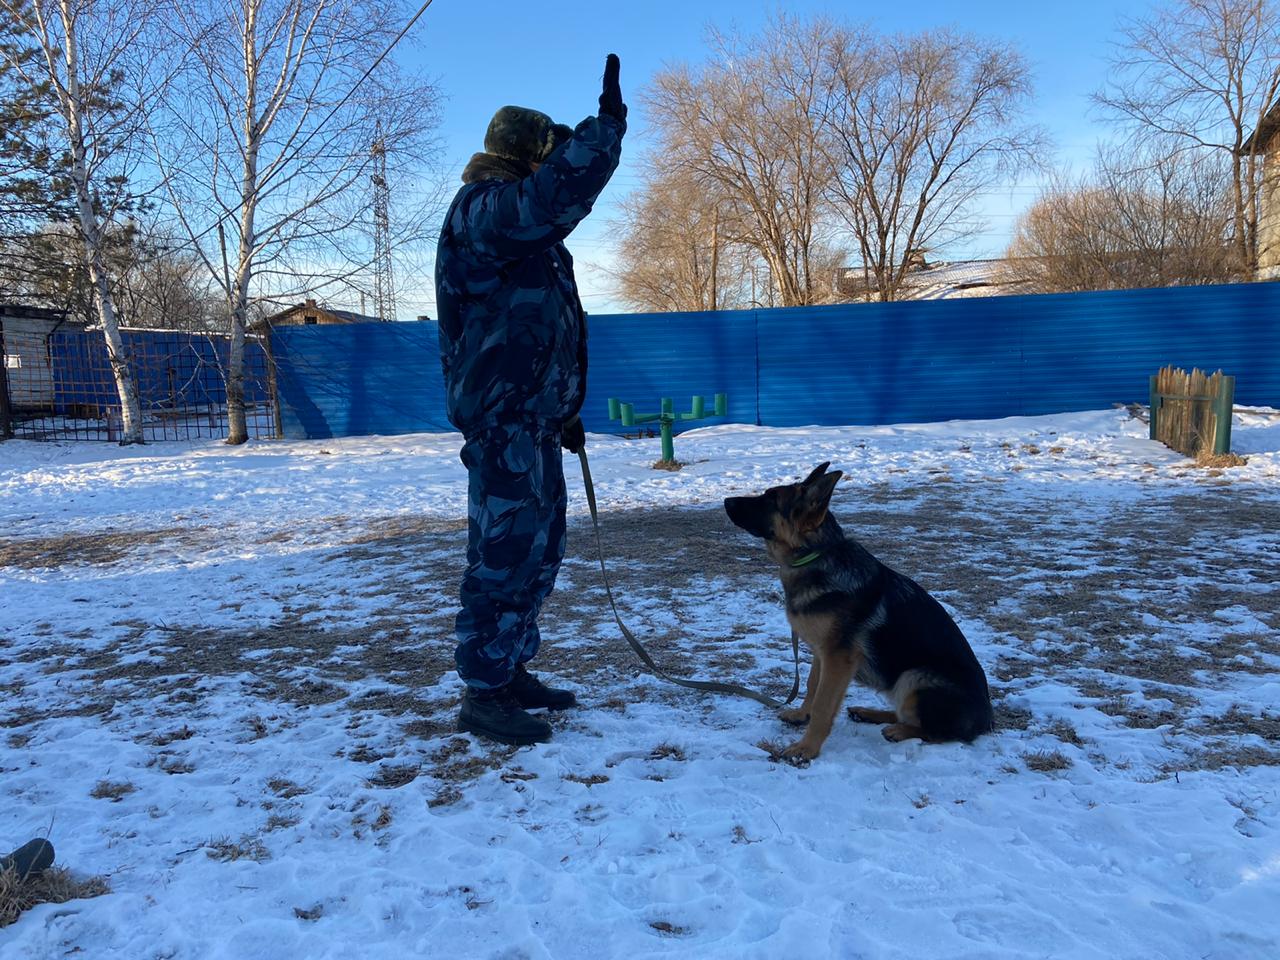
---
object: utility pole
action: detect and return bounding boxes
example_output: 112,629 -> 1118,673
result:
371,123 -> 396,322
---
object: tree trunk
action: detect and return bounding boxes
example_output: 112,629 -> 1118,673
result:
226,254 -> 251,444
59,0 -> 143,444
225,5 -> 260,446
709,210 -> 720,312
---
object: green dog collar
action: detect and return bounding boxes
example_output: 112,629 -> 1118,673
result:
790,551 -> 822,568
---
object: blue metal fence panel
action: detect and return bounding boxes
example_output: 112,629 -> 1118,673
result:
757,283 -> 1280,426
270,321 -> 449,439
581,309 -> 758,435
263,284 -> 1280,440
1014,283 -> 1280,415
49,329 -> 269,411
756,301 -> 1022,426
50,332 -> 115,408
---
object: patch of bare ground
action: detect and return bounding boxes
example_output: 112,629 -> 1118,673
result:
347,689 -> 439,717
0,526 -> 212,569
1093,698 -> 1181,730
400,717 -> 456,741
1162,745 -> 1280,773
10,480 -> 1280,800
1192,706 -> 1280,740
426,736 -> 513,786
338,515 -> 466,548
993,703 -> 1033,731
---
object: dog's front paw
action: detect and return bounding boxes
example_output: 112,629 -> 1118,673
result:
781,739 -> 821,764
882,723 -> 924,743
778,707 -> 810,726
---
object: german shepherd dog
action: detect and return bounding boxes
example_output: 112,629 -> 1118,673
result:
724,463 -> 994,761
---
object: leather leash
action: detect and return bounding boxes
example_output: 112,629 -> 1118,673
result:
575,447 -> 800,709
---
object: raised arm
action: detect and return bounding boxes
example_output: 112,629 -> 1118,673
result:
456,55 -> 628,262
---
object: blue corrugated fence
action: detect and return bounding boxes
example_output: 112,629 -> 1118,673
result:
268,283 -> 1280,439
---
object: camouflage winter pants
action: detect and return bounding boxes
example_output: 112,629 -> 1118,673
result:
454,422 -> 567,688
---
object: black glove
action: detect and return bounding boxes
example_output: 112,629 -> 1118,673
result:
598,53 -> 627,122
562,416 -> 586,454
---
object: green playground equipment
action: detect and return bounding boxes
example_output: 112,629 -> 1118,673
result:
607,393 -> 728,463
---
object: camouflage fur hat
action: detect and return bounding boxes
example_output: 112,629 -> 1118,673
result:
484,106 -> 573,165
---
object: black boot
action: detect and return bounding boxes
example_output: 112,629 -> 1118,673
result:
1,838 -> 55,881
508,664 -> 577,711
458,685 -> 552,746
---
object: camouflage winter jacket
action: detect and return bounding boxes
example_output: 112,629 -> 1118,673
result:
435,114 -> 625,438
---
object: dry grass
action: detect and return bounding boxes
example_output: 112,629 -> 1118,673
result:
206,835 -> 270,863
649,743 -> 687,762
428,785 -> 463,808
90,780 -> 135,802
0,527 -> 210,570
1044,719 -> 1084,747
366,764 -> 420,789
993,703 -> 1033,731
348,744 -> 392,763
0,865 -> 110,928
152,754 -> 195,775
1195,451 -> 1248,468
1024,749 -> 1073,773
150,725 -> 195,747
267,778 -> 307,799
243,716 -> 269,741
650,920 -> 690,937
264,813 -> 301,832
1163,745 -> 1280,773
747,742 -> 788,762
651,459 -> 686,472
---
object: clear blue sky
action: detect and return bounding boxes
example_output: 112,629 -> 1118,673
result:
400,0 -> 1155,317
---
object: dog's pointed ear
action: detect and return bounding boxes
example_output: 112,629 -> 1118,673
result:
796,470 -> 842,530
802,462 -> 831,486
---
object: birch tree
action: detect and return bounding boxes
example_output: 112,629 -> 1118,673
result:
1,0 -> 153,442
149,0 -> 440,444
1096,0 -> 1280,275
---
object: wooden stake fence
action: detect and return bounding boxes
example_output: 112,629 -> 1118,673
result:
1148,366 -> 1235,458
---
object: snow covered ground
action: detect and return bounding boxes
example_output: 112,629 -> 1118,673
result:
2,407 -> 1279,959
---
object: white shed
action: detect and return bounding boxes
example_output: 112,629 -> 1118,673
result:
0,304 -> 81,411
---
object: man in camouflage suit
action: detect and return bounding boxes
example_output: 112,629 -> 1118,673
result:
436,55 -> 626,745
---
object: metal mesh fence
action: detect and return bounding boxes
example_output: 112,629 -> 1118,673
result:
1,325 -> 277,442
